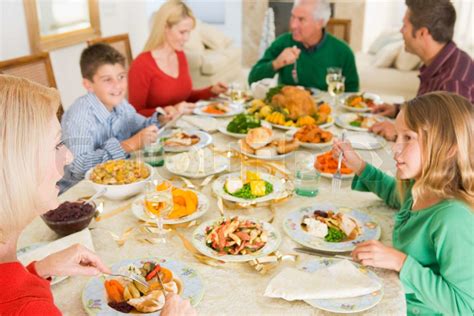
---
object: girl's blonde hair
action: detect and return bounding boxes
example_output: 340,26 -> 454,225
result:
0,75 -> 60,243
399,92 -> 474,208
143,0 -> 196,52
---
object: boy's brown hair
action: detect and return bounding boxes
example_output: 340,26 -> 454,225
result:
80,43 -> 125,81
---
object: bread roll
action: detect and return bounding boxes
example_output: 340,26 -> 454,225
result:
245,127 -> 273,149
238,139 -> 255,154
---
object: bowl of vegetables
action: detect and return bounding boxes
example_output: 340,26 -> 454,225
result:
218,113 -> 270,138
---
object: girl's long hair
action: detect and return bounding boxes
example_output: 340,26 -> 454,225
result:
399,92 -> 474,209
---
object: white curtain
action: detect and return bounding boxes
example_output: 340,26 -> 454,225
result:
453,0 -> 474,57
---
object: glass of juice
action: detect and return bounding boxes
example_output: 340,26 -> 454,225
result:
144,181 -> 173,243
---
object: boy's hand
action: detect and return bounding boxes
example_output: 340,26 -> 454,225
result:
158,106 -> 179,124
121,125 -> 158,152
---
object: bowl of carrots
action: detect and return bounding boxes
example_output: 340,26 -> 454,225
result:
314,151 -> 354,179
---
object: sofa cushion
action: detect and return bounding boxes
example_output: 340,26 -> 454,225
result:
374,41 -> 403,68
200,47 -> 240,75
199,22 -> 233,50
368,30 -> 403,54
394,49 -> 421,71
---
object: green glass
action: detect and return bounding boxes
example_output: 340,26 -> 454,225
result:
143,141 -> 164,167
295,170 -> 321,197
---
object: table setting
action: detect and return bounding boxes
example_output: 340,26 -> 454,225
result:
18,81 -> 407,315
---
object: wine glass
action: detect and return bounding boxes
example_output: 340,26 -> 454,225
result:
327,74 -> 345,106
144,181 -> 173,243
326,67 -> 342,86
229,82 -> 246,104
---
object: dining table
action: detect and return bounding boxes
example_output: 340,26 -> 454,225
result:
18,92 -> 407,315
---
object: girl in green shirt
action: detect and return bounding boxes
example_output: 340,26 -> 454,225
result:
333,92 -> 473,315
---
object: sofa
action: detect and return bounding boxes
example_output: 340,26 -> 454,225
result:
184,21 -> 242,89
356,30 -> 420,101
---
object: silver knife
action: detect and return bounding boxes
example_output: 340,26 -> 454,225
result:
293,247 -> 355,262
156,271 -> 167,302
157,112 -> 183,137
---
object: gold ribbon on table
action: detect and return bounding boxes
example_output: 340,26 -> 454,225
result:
91,226 -> 136,247
95,202 -> 132,222
248,251 -> 299,274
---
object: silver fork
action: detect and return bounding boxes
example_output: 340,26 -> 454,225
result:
291,45 -> 298,84
104,272 -> 149,290
332,130 -> 346,192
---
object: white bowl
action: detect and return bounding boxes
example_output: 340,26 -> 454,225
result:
84,163 -> 154,200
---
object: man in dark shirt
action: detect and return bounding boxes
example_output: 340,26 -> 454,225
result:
371,0 -> 473,141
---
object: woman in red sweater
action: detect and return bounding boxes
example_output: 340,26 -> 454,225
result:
128,0 -> 227,117
0,75 -> 195,315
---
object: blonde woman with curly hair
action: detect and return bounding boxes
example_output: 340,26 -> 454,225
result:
0,75 -> 195,315
333,92 -> 473,315
128,0 -> 227,117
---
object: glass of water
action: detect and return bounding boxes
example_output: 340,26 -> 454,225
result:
295,169 -> 321,197
143,139 -> 165,167
327,75 -> 345,107
326,67 -> 342,86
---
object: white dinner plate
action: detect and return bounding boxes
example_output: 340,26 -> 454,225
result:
267,116 -> 334,131
231,142 -> 295,161
193,101 -> 244,117
165,148 -> 230,179
340,93 -> 382,113
161,129 -> 212,152
345,132 -> 387,150
285,129 -> 334,150
335,113 -> 384,132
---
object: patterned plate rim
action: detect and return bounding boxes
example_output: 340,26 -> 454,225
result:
162,130 -> 213,152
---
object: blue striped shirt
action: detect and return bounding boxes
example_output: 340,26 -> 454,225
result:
58,92 -> 159,192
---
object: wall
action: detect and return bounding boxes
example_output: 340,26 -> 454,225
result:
0,0 -> 242,111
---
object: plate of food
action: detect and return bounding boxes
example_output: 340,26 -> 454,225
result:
165,148 -> 229,178
335,113 -> 384,132
234,127 -> 299,160
341,93 -> 381,113
314,151 -> 354,179
82,257 -> 204,315
212,171 -> 285,203
246,86 -> 334,130
283,204 -> 381,252
192,216 -> 281,262
286,125 -> 334,149
345,132 -> 387,150
299,258 -> 383,313
194,101 -> 244,117
161,129 -> 212,152
218,114 -> 271,139
131,187 -> 209,225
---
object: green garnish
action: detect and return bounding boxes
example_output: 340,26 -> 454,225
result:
224,182 -> 273,200
265,85 -> 284,103
226,114 -> 261,134
325,227 -> 347,242
350,121 -> 362,127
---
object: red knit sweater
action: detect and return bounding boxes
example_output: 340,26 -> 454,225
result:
0,262 -> 61,315
128,51 -> 215,117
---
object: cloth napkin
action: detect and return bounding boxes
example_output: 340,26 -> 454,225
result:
264,260 -> 382,301
18,228 -> 95,265
177,115 -> 219,133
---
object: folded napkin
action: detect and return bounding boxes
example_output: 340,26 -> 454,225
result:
264,260 -> 382,301
18,228 -> 95,265
178,115 -> 219,132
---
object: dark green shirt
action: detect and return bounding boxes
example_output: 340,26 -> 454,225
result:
248,32 -> 359,92
352,163 -> 474,316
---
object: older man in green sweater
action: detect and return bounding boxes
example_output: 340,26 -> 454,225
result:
248,0 -> 359,92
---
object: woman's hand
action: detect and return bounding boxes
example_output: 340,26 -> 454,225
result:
210,82 -> 228,95
34,244 -> 111,279
332,138 -> 366,175
161,293 -> 196,316
175,102 -> 196,115
351,240 -> 407,272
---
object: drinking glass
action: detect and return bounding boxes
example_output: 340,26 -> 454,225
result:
143,139 -> 165,167
326,67 -> 342,86
229,82 -> 246,104
295,169 -> 321,197
327,74 -> 345,106
144,181 -> 173,243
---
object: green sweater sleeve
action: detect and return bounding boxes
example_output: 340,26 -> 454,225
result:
248,36 -> 287,85
351,163 -> 401,209
342,49 -> 359,92
399,204 -> 474,315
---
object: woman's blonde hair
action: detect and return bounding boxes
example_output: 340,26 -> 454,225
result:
0,75 -> 60,243
143,0 -> 196,52
399,92 -> 474,209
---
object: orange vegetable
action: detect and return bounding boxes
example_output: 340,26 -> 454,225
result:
104,280 -> 124,303
203,106 -> 225,114
156,181 -> 172,191
318,103 -> 331,114
159,267 -> 173,283
314,151 -> 353,174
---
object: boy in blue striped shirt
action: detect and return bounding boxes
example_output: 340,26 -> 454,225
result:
58,44 -> 178,192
